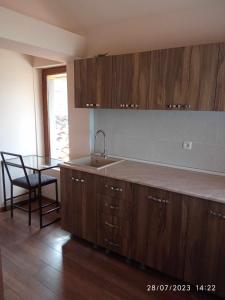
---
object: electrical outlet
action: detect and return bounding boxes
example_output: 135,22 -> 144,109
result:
182,141 -> 192,150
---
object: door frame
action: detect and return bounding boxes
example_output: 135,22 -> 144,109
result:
42,66 -> 67,157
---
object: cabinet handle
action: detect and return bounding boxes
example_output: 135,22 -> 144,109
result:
104,202 -> 120,210
80,179 -> 85,183
147,195 -> 168,204
209,210 -> 225,219
110,186 -> 123,192
95,104 -> 101,107
135,104 -> 139,108
104,221 -> 119,229
86,103 -> 90,107
167,104 -> 191,110
104,239 -> 119,247
120,104 -> 125,108
105,184 -> 123,192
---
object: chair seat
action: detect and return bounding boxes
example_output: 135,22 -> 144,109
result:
12,173 -> 57,189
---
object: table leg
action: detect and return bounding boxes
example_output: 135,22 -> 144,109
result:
38,171 -> 42,228
1,162 -> 7,210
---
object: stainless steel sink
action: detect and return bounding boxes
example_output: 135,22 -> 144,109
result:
65,155 -> 123,170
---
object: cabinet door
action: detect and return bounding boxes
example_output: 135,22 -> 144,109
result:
132,185 -> 188,278
187,43 -> 219,110
184,199 -> 225,298
61,168 -> 97,243
148,47 -> 190,110
112,53 -> 147,109
74,57 -> 112,108
215,43 -> 225,111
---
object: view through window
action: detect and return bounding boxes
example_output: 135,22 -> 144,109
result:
47,73 -> 69,161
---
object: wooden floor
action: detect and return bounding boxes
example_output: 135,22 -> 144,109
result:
0,204 -> 220,300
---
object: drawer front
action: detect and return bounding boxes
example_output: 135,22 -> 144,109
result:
97,194 -> 131,219
97,176 -> 131,200
97,213 -> 131,256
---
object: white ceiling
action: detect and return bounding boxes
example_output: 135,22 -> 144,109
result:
1,0 -> 225,34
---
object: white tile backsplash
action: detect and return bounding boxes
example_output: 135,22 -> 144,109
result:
93,109 -> 225,173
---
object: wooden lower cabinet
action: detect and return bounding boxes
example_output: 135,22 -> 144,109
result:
61,168 -> 97,243
131,185 -> 188,278
184,198 -> 225,298
60,167 -> 225,298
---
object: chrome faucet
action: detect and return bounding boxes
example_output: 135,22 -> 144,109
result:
94,129 -> 107,158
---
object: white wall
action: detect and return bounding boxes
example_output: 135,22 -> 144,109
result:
94,110 -> 225,173
0,49 -> 39,206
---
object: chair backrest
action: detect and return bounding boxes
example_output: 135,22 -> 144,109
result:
0,152 -> 31,186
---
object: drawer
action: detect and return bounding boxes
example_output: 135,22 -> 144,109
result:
97,176 -> 132,200
97,213 -> 131,256
97,194 -> 132,219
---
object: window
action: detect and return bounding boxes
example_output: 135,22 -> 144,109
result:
42,67 -> 69,161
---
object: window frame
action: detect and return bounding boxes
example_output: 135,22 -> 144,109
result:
42,66 -> 67,158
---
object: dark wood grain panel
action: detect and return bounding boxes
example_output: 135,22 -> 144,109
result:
60,167 -> 97,243
187,44 -> 219,110
215,42 -> 225,111
74,59 -> 88,107
184,198 -> 225,298
132,185 -> 188,279
148,47 -> 190,109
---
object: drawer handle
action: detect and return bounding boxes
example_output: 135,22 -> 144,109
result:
104,221 -> 119,229
147,195 -> 168,204
104,203 -> 119,210
209,210 -> 225,219
105,184 -> 123,192
104,239 -> 119,247
80,179 -> 85,183
72,177 -> 80,182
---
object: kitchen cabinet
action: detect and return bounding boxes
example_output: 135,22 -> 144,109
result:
96,176 -> 133,256
60,166 -> 225,298
74,42 -> 225,111
131,185 -> 188,278
215,43 -> 225,111
74,56 -> 112,108
148,47 -> 190,110
112,53 -> 147,109
184,198 -> 225,298
186,43 -> 219,110
61,168 -> 97,243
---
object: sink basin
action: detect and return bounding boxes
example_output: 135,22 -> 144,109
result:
65,155 -> 123,170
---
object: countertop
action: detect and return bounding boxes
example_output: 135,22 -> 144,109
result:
60,158 -> 225,204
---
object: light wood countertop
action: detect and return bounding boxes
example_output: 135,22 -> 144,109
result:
60,158 -> 225,204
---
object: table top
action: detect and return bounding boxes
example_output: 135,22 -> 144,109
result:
4,155 -> 61,171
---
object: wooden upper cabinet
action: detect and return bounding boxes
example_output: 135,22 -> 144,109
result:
148,47 -> 190,109
187,43 -> 219,110
74,42 -> 224,110
215,43 -> 225,111
131,185 -> 188,279
74,56 -> 112,108
184,198 -> 225,298
112,53 -> 148,109
60,167 -> 97,243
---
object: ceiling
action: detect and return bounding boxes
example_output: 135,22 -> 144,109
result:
1,0 -> 225,35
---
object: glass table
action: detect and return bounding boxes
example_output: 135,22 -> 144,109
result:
1,155 -> 62,227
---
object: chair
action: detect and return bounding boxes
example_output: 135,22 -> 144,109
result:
0,152 -> 60,228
